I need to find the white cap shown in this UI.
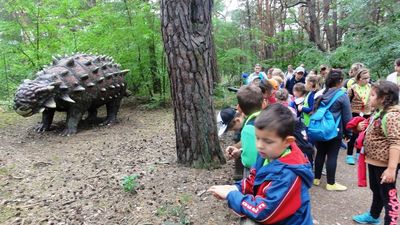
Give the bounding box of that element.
[295,66,305,74]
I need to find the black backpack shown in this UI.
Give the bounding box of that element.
[294,119,314,160]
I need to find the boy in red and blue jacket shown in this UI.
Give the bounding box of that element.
[209,104,313,225]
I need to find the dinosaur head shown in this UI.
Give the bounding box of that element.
[14,79,58,117]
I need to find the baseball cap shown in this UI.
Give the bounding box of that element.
[217,107,237,136]
[295,66,305,74]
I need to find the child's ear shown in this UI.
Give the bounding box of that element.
[237,104,243,113]
[262,99,268,109]
[284,136,296,145]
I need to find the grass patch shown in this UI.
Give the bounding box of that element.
[156,194,192,225]
[0,206,17,224]
[0,111,20,128]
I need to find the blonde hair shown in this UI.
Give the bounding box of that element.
[272,76,283,85]
[355,68,370,81]
[272,68,285,80]
[306,74,319,90]
[350,62,365,77]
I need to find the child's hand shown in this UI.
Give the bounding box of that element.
[225,146,241,160]
[381,168,396,184]
[207,185,238,200]
[298,105,303,112]
[231,148,241,159]
[225,146,237,160]
[357,121,367,131]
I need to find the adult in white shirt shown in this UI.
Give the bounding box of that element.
[247,64,267,84]
[386,58,400,86]
[284,65,294,85]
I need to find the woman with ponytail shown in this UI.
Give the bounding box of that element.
[312,69,353,191]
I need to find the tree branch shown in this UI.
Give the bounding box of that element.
[284,1,307,8]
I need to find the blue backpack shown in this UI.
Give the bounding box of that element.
[307,90,345,142]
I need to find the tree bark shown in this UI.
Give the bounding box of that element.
[306,0,325,51]
[257,0,266,58]
[322,0,335,50]
[160,0,225,168]
[245,0,255,53]
[265,0,274,58]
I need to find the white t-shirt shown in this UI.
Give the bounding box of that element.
[387,72,399,85]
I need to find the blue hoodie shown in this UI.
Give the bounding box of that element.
[226,143,313,225]
[316,87,352,138]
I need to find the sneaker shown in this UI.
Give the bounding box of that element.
[346,155,355,165]
[322,166,327,176]
[326,183,347,191]
[313,179,320,186]
[352,212,381,224]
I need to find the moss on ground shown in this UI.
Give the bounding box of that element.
[0,111,20,128]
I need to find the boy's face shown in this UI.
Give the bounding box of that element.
[229,115,244,132]
[255,128,294,160]
[293,90,303,98]
[295,72,304,80]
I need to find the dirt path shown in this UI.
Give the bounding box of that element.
[0,103,398,225]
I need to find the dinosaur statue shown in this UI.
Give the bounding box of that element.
[14,53,130,136]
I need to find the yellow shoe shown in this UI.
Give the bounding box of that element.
[313,179,320,186]
[326,183,347,191]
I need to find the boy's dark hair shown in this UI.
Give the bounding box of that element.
[275,89,289,101]
[254,104,295,139]
[293,83,307,95]
[371,80,399,113]
[237,85,263,116]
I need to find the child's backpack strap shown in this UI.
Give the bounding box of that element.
[318,90,345,115]
[381,112,389,137]
[245,111,261,126]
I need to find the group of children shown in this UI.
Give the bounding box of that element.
[209,60,400,225]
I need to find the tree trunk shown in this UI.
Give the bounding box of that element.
[245,0,255,53]
[257,0,266,59]
[160,0,225,168]
[322,0,335,51]
[265,0,274,58]
[337,8,345,46]
[148,13,161,94]
[306,0,325,51]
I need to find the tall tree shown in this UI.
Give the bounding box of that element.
[306,0,325,51]
[160,0,225,167]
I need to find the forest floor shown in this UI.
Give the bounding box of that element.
[0,99,399,225]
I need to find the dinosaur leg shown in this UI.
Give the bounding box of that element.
[102,98,122,125]
[85,107,98,123]
[61,108,84,136]
[36,108,55,133]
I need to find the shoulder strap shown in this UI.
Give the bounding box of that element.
[324,90,345,110]
[381,113,388,137]
[245,111,261,125]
